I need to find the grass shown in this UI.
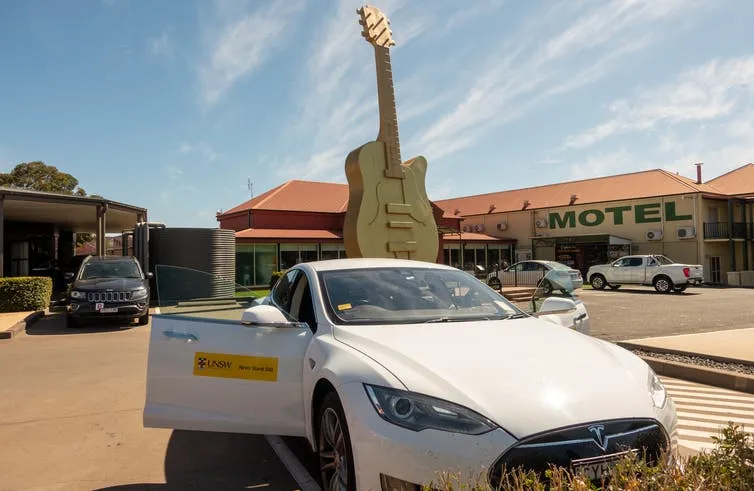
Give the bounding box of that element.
[235,289,269,299]
[423,422,754,490]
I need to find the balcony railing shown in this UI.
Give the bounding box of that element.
[703,222,750,239]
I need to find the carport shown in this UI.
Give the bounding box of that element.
[0,187,147,279]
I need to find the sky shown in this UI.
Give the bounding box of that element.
[1,0,752,228]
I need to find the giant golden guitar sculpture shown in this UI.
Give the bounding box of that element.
[343,4,439,262]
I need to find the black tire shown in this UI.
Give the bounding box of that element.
[590,274,607,290]
[608,285,621,290]
[673,284,688,293]
[487,277,501,290]
[653,275,673,293]
[316,392,356,491]
[137,314,149,326]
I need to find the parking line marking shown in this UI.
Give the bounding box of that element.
[265,435,321,491]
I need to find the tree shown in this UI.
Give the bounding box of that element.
[0,161,88,195]
[0,161,94,246]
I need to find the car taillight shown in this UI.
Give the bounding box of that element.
[683,267,690,277]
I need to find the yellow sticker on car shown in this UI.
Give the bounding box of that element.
[193,352,278,381]
[337,303,352,310]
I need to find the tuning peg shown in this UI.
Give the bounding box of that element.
[358,19,364,25]
[356,7,362,14]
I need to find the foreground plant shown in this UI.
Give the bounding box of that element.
[422,422,753,491]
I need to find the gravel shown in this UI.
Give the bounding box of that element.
[630,349,754,377]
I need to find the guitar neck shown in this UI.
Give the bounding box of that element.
[374,45,403,178]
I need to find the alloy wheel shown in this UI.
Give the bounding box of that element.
[319,407,349,491]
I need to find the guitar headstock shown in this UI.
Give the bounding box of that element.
[357,4,395,48]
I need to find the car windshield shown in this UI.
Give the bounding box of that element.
[546,261,571,270]
[79,260,142,280]
[654,255,675,265]
[320,267,524,325]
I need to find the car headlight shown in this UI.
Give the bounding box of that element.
[648,369,667,409]
[364,384,497,435]
[131,287,148,299]
[70,290,86,300]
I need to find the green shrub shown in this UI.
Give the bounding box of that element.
[0,276,53,312]
[423,422,754,491]
[269,271,284,289]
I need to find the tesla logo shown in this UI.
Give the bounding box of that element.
[588,424,608,451]
[197,357,207,369]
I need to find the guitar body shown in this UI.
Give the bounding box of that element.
[344,140,439,262]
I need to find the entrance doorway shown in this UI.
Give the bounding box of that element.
[10,241,29,276]
[709,256,721,284]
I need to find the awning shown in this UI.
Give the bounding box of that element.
[530,233,632,245]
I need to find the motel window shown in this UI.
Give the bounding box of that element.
[321,244,346,261]
[443,244,460,268]
[487,244,512,271]
[280,243,319,270]
[236,244,278,287]
[462,243,487,272]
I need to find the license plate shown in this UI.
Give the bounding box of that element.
[572,451,634,480]
[100,308,118,313]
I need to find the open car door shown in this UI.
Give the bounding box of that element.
[143,265,313,437]
[527,270,590,335]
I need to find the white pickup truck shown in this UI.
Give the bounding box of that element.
[587,254,704,293]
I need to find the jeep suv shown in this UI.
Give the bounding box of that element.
[65,255,152,327]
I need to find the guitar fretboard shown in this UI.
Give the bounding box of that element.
[375,45,402,178]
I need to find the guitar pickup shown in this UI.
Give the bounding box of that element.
[388,241,418,252]
[388,221,413,229]
[386,203,413,215]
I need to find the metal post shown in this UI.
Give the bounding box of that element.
[95,206,102,256]
[728,199,736,272]
[743,200,749,271]
[0,196,4,277]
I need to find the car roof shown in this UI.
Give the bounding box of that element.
[302,258,457,273]
[83,255,137,262]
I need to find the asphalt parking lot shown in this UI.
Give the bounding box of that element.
[575,285,754,341]
[1,286,751,490]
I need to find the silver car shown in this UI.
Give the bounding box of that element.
[487,260,583,292]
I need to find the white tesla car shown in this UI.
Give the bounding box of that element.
[144,258,677,490]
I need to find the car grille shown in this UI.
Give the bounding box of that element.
[87,291,132,303]
[488,418,668,487]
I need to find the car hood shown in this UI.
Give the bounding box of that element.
[333,318,657,438]
[73,278,145,290]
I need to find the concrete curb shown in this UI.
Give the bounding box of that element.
[640,355,754,395]
[0,311,45,340]
[618,341,754,368]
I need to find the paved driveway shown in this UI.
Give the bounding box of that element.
[0,314,302,491]
[576,286,754,341]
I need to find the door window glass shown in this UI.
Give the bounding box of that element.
[627,257,644,267]
[272,269,299,315]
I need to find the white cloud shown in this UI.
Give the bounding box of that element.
[175,141,219,162]
[565,55,754,149]
[199,0,305,107]
[414,0,708,163]
[149,30,173,58]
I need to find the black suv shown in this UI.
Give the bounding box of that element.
[65,255,152,327]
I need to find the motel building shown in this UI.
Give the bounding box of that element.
[217,163,754,288]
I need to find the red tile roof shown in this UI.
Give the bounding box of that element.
[235,228,343,240]
[704,163,754,196]
[434,169,724,217]
[222,180,348,215]
[441,232,512,242]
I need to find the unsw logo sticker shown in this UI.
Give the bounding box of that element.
[192,352,278,381]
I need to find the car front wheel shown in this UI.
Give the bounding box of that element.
[317,392,356,491]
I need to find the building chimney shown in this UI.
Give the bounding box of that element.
[695,162,703,184]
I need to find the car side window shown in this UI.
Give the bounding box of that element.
[628,257,644,267]
[289,273,317,332]
[271,269,300,315]
[647,257,658,266]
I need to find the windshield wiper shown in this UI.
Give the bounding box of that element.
[502,312,529,319]
[424,316,456,323]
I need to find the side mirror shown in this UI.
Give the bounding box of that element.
[64,272,75,281]
[146,272,154,279]
[241,305,308,328]
[536,297,577,315]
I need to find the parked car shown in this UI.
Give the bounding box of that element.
[487,260,583,292]
[65,255,152,327]
[143,258,676,490]
[587,254,704,293]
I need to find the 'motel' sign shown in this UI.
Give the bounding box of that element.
[549,201,693,229]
